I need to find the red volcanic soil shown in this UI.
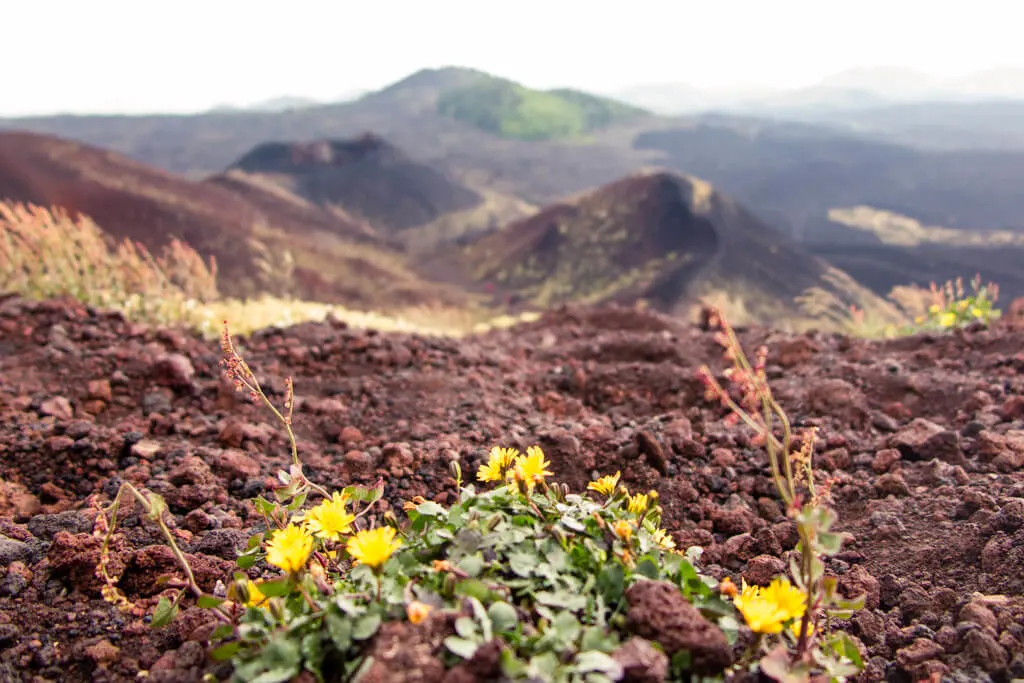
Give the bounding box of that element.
[0,297,1022,681]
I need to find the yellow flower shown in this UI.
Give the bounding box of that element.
[719,576,738,598]
[763,576,807,621]
[265,524,314,574]
[651,528,676,550]
[588,471,621,496]
[627,492,649,515]
[928,304,941,314]
[304,491,355,542]
[512,446,552,491]
[971,307,983,318]
[938,312,957,328]
[788,620,815,641]
[346,526,402,570]
[476,446,519,483]
[732,578,805,634]
[407,600,433,625]
[612,519,633,542]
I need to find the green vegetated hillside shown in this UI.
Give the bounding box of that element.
[436,76,651,141]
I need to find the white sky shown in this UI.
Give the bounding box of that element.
[3,0,1023,116]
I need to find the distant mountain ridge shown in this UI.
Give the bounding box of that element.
[225,133,483,234]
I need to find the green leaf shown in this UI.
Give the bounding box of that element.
[635,557,660,580]
[196,595,225,609]
[236,553,259,570]
[574,651,623,676]
[151,596,178,628]
[247,638,302,683]
[209,641,242,661]
[254,496,277,515]
[458,553,484,578]
[488,601,519,633]
[824,632,864,669]
[454,579,494,602]
[326,612,352,651]
[537,590,587,611]
[352,613,381,641]
[416,501,445,517]
[596,563,625,603]
[508,551,537,577]
[211,624,235,641]
[560,514,586,533]
[454,616,478,640]
[444,635,479,659]
[256,579,293,597]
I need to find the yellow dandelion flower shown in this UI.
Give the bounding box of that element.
[732,578,804,635]
[346,526,402,570]
[928,304,941,314]
[407,600,433,625]
[512,446,552,491]
[588,471,621,496]
[476,446,519,483]
[627,492,649,515]
[612,519,633,542]
[265,523,314,574]
[939,312,957,328]
[762,576,807,622]
[788,620,815,641]
[304,491,355,542]
[651,528,676,550]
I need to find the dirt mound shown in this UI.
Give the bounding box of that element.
[0,296,1022,681]
[448,169,890,323]
[0,130,467,310]
[225,133,483,235]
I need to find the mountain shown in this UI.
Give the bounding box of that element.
[0,130,470,310]
[433,75,651,141]
[223,133,484,235]
[632,118,1024,237]
[443,169,891,323]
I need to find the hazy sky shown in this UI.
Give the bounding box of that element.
[4,0,1023,116]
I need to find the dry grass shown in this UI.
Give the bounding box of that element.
[0,199,536,340]
[0,201,219,325]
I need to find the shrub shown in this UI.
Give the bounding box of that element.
[911,275,1000,331]
[0,200,218,325]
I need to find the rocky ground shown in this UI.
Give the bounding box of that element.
[0,295,1022,683]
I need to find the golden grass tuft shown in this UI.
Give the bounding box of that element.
[0,200,218,325]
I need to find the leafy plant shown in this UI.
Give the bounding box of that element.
[911,275,1000,331]
[698,308,865,682]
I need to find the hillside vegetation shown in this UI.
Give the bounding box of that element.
[436,76,650,141]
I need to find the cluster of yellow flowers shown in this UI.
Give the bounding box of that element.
[731,577,807,634]
[243,491,403,607]
[476,445,553,492]
[587,470,675,551]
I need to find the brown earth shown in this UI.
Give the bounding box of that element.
[0,296,1022,682]
[0,131,470,311]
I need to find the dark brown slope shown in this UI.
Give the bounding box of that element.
[447,169,890,324]
[0,130,468,310]
[224,133,483,235]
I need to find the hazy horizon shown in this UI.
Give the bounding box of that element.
[4,0,1024,117]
